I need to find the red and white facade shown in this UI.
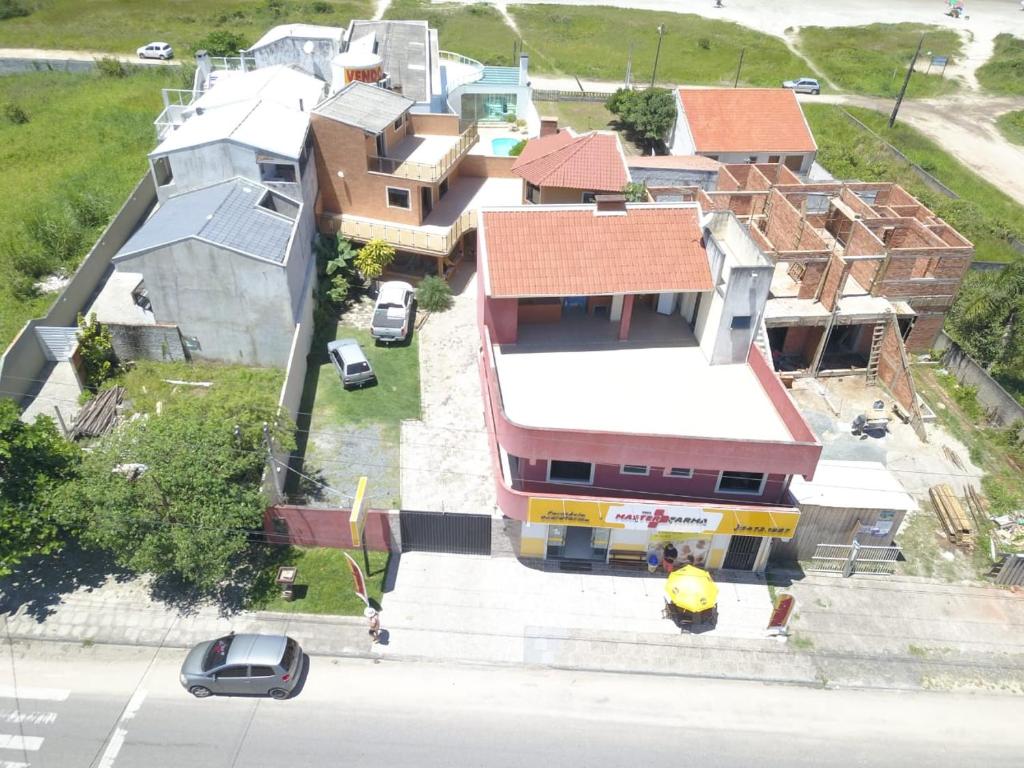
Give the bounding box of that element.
[477,196,821,571]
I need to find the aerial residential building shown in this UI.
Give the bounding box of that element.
[669,88,818,175]
[512,119,628,204]
[477,196,821,571]
[626,154,721,192]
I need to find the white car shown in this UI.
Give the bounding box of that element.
[137,42,174,60]
[782,77,820,95]
[370,281,415,344]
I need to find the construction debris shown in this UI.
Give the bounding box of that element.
[71,386,124,439]
[929,483,973,546]
[942,445,966,472]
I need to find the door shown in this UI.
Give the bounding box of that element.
[375,132,386,158]
[656,292,678,316]
[722,535,761,570]
[563,526,594,560]
[212,665,252,695]
[421,186,433,217]
[784,155,803,172]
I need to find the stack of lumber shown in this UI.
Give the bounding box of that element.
[71,386,124,439]
[929,483,973,545]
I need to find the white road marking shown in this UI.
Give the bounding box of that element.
[0,687,69,702]
[0,734,43,751]
[96,727,127,768]
[0,709,57,726]
[0,761,30,768]
[121,690,146,721]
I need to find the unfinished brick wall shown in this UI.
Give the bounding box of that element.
[905,313,946,352]
[876,318,927,440]
[797,261,826,298]
[817,252,848,311]
[764,190,805,251]
[847,258,882,291]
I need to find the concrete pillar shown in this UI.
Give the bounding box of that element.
[618,294,635,341]
[609,294,624,322]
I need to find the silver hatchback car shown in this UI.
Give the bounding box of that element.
[179,633,302,700]
[327,338,377,389]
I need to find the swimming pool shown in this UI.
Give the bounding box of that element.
[491,137,520,156]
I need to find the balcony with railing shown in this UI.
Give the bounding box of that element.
[438,50,485,90]
[367,122,479,183]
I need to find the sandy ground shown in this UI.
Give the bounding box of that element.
[399,266,498,514]
[0,47,178,64]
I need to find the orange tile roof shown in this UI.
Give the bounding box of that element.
[512,131,628,191]
[678,88,817,153]
[626,154,722,171]
[481,205,712,298]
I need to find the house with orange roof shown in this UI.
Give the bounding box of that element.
[669,88,817,176]
[512,118,629,204]
[476,194,821,570]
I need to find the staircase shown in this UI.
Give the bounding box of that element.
[865,322,886,384]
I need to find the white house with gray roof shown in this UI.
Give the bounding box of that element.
[112,178,315,367]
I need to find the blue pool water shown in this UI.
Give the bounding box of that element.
[491,137,520,156]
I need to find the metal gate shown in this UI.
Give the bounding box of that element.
[722,535,761,570]
[807,542,902,576]
[399,510,491,555]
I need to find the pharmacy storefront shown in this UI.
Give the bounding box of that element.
[519,497,800,572]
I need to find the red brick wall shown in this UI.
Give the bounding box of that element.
[409,112,461,136]
[797,262,826,298]
[905,313,945,352]
[460,154,518,178]
[764,189,804,251]
[876,320,915,412]
[818,252,848,312]
[264,506,392,551]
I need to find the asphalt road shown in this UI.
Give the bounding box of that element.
[1,640,1022,768]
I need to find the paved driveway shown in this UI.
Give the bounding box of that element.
[400,267,497,513]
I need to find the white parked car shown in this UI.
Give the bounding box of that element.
[137,42,174,60]
[782,77,820,95]
[370,281,415,344]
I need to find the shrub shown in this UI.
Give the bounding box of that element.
[265,0,286,17]
[503,112,517,123]
[355,239,396,280]
[3,102,29,125]
[68,190,114,229]
[26,207,86,266]
[191,31,251,57]
[416,275,453,312]
[698,38,711,50]
[76,313,118,390]
[96,57,128,78]
[623,181,648,202]
[508,139,527,157]
[310,0,332,12]
[0,0,30,21]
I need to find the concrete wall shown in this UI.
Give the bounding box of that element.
[252,37,340,87]
[156,143,304,204]
[934,332,1024,429]
[1,174,156,405]
[107,323,188,362]
[710,264,771,365]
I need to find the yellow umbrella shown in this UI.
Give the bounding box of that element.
[664,565,718,612]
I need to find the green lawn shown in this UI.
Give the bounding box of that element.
[798,23,962,98]
[0,68,184,349]
[804,104,1024,263]
[976,34,1024,96]
[533,100,643,154]
[103,359,284,415]
[252,546,389,615]
[386,0,518,66]
[997,110,1024,146]
[0,0,372,53]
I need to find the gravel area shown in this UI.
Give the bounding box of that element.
[400,267,497,514]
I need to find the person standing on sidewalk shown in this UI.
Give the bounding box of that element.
[365,607,382,643]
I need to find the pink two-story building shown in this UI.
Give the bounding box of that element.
[477,195,822,571]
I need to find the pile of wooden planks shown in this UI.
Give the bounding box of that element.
[929,483,973,545]
[71,386,124,439]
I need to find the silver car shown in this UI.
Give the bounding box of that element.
[327,338,377,389]
[179,634,302,700]
[782,77,820,95]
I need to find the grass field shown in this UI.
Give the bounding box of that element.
[996,110,1024,146]
[0,68,183,349]
[976,34,1024,96]
[0,0,372,53]
[385,0,518,66]
[532,101,644,154]
[253,546,389,615]
[804,104,1024,263]
[798,24,962,98]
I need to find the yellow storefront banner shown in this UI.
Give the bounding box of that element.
[527,497,799,538]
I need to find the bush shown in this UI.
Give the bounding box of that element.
[416,275,453,312]
[0,0,30,21]
[76,313,118,390]
[698,38,711,50]
[310,0,333,12]
[508,139,527,157]
[95,57,128,78]
[25,207,86,266]
[191,30,251,57]
[503,112,517,123]
[67,189,114,229]
[3,102,29,125]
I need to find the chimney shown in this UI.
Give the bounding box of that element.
[539,116,558,138]
[518,53,529,86]
[594,194,627,215]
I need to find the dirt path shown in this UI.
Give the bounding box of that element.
[0,47,178,65]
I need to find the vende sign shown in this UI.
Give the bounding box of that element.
[610,503,723,533]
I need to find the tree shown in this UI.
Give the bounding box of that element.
[946,261,1024,382]
[623,181,648,202]
[605,87,676,150]
[0,400,80,576]
[355,238,396,281]
[190,31,250,57]
[77,312,117,390]
[52,398,293,593]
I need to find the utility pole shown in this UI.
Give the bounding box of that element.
[889,34,925,128]
[650,24,666,88]
[733,47,746,88]
[625,42,633,88]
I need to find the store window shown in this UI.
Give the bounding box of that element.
[716,471,766,495]
[664,467,693,478]
[620,465,649,476]
[548,460,594,485]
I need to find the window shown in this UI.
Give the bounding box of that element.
[249,666,276,678]
[215,666,249,678]
[731,315,752,330]
[747,156,759,164]
[259,163,296,183]
[153,156,173,186]
[439,177,449,198]
[548,460,594,485]
[581,192,598,204]
[664,467,693,478]
[716,471,766,495]
[203,635,234,671]
[387,187,411,209]
[393,114,404,131]
[376,133,387,157]
[620,465,649,476]
[281,638,298,671]
[526,182,541,204]
[768,155,780,164]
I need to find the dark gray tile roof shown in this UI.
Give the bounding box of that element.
[116,179,296,264]
[314,81,413,133]
[347,20,429,103]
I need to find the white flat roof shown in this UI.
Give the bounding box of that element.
[789,460,917,511]
[86,271,155,326]
[493,343,794,442]
[250,24,344,49]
